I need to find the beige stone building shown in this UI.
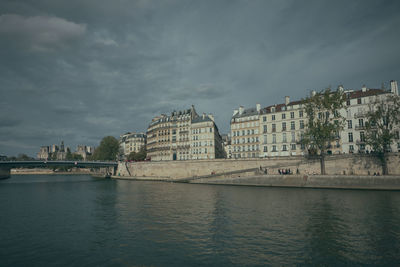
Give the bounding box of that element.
[340,81,399,154]
[119,132,147,160]
[233,80,399,158]
[191,114,224,160]
[230,105,261,158]
[146,106,224,161]
[259,97,307,157]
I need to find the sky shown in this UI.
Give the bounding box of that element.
[0,0,399,157]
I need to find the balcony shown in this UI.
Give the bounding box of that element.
[356,139,366,145]
[355,125,365,130]
[354,112,366,118]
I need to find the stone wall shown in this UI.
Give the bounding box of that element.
[0,167,11,179]
[117,153,400,180]
[190,175,400,190]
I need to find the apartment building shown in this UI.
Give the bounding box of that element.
[119,132,147,159]
[146,106,224,161]
[233,80,399,158]
[259,96,308,157]
[221,134,232,159]
[341,81,399,154]
[191,114,224,160]
[230,105,261,158]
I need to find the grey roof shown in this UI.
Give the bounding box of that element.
[191,115,213,124]
[232,107,259,119]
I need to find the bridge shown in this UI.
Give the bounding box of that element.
[0,160,118,179]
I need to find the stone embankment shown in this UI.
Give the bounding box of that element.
[115,153,400,190]
[11,168,99,175]
[189,174,400,190]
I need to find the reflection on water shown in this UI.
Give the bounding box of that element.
[1,175,400,266]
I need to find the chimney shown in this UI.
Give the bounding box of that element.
[285,96,290,105]
[239,106,244,115]
[202,113,206,119]
[390,80,399,95]
[361,85,367,92]
[311,90,316,96]
[256,103,261,112]
[338,85,344,92]
[233,109,238,116]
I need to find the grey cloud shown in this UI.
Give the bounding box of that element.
[0,0,399,157]
[0,14,86,51]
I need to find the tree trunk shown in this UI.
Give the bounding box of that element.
[320,154,326,175]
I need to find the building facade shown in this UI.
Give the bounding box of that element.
[258,96,308,157]
[340,81,400,154]
[191,114,224,160]
[230,104,261,158]
[76,145,95,160]
[119,132,147,160]
[231,80,400,158]
[146,106,224,161]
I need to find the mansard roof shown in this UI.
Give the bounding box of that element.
[191,115,213,124]
[232,107,259,119]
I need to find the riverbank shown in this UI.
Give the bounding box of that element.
[11,168,95,175]
[113,174,400,190]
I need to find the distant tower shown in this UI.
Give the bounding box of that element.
[60,141,65,152]
[390,80,398,95]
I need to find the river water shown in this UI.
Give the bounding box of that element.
[1,175,399,266]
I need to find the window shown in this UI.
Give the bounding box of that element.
[291,132,296,142]
[348,132,353,143]
[282,113,286,119]
[247,130,250,135]
[359,119,364,127]
[242,130,245,136]
[299,111,303,117]
[272,145,277,152]
[263,125,267,133]
[357,98,361,104]
[210,128,212,132]
[291,121,295,130]
[290,112,294,119]
[263,135,267,144]
[251,129,255,135]
[360,132,365,142]
[282,122,286,131]
[349,145,354,152]
[282,145,287,151]
[263,116,267,122]
[263,146,268,152]
[272,134,276,144]
[291,144,296,150]
[300,120,304,129]
[283,133,287,143]
[347,100,351,106]
[347,120,352,129]
[272,124,276,132]
[272,115,276,121]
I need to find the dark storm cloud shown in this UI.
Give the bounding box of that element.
[0,0,399,156]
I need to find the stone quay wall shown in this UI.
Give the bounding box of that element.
[117,153,400,180]
[190,175,400,190]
